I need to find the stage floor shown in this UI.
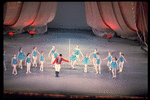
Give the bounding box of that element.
[3,30,148,97]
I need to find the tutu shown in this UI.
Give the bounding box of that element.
[70,54,78,61]
[110,61,118,69]
[82,56,90,65]
[18,51,25,60]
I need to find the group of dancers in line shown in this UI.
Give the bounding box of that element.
[3,44,127,78]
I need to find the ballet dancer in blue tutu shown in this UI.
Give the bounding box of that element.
[74,45,83,65]
[48,45,55,64]
[110,57,118,78]
[39,51,45,72]
[118,52,127,73]
[69,51,78,69]
[31,46,40,67]
[94,53,102,74]
[25,53,32,74]
[54,49,59,59]
[11,53,18,75]
[103,52,114,71]
[52,49,59,68]
[89,49,97,68]
[81,52,91,73]
[17,47,26,69]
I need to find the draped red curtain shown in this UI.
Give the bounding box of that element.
[3,1,148,43]
[85,1,148,41]
[3,2,57,34]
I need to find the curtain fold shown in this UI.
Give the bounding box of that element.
[3,2,57,34]
[31,2,57,27]
[84,1,148,40]
[12,2,41,28]
[85,2,115,37]
[3,1,147,42]
[112,2,136,37]
[3,2,23,26]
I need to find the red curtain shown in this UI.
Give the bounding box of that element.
[3,1,148,42]
[3,2,57,34]
[85,1,148,40]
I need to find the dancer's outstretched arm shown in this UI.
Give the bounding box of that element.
[24,51,26,56]
[89,57,92,63]
[89,53,92,62]
[62,58,69,62]
[79,50,84,57]
[48,49,52,57]
[37,50,40,55]
[80,57,84,62]
[89,52,93,57]
[122,56,127,63]
[117,57,119,62]
[69,54,72,57]
[103,57,108,61]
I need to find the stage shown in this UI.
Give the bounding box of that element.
[3,29,148,98]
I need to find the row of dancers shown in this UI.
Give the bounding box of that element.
[3,45,127,78]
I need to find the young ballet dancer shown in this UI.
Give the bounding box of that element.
[39,51,44,72]
[54,49,59,59]
[81,52,91,73]
[3,50,7,71]
[17,47,26,69]
[52,49,59,68]
[74,45,83,65]
[31,46,40,67]
[11,53,18,75]
[89,49,97,67]
[51,54,69,77]
[25,53,32,74]
[69,51,78,69]
[110,57,118,78]
[118,52,127,73]
[48,45,55,64]
[94,53,102,74]
[103,52,114,71]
